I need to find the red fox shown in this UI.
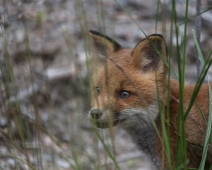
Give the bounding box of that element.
[88,30,212,169]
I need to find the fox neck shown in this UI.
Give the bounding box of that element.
[123,116,162,170]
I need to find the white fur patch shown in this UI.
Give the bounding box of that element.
[118,104,159,128]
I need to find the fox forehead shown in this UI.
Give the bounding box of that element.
[92,49,134,83]
[93,49,157,84]
[105,49,135,73]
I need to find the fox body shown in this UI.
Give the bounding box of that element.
[88,30,212,169]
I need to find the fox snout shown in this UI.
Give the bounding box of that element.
[89,108,119,128]
[90,109,103,119]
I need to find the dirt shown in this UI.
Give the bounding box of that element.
[0,0,212,169]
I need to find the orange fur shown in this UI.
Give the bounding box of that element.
[88,30,212,169]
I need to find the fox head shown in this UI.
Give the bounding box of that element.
[88,30,168,129]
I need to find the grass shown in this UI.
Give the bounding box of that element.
[193,30,212,169]
[0,0,212,170]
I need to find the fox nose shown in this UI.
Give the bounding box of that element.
[90,109,103,119]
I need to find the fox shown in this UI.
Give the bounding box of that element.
[88,30,212,170]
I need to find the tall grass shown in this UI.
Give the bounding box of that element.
[0,0,212,170]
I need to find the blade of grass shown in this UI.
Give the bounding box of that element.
[174,0,189,167]
[155,0,160,34]
[184,51,212,120]
[179,6,212,26]
[179,1,190,165]
[156,75,172,169]
[192,30,212,170]
[192,30,204,65]
[92,125,120,170]
[199,78,212,169]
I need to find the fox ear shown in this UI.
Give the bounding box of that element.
[89,30,122,57]
[132,34,167,73]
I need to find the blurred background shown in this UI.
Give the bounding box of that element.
[0,0,212,169]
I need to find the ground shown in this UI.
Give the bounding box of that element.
[0,0,212,169]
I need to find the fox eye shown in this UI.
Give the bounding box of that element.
[95,87,100,95]
[119,91,131,99]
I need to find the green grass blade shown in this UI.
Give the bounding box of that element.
[175,0,189,167]
[184,51,212,120]
[179,6,212,26]
[193,30,212,169]
[92,126,120,170]
[192,30,204,65]
[156,76,172,168]
[199,80,212,169]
